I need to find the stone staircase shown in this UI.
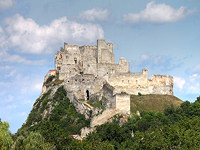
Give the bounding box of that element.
[82,101,94,111]
[90,109,119,127]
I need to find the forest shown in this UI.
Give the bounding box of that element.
[1,88,200,149]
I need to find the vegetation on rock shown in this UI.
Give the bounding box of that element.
[15,86,90,149]
[3,87,200,149]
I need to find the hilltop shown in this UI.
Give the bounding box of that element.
[131,94,183,113]
[12,40,183,149]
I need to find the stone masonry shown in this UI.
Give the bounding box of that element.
[43,39,173,128]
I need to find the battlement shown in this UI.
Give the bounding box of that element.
[43,39,174,124]
[51,39,173,96]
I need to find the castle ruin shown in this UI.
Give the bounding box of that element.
[43,39,173,122]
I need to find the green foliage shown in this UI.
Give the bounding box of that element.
[0,121,13,150]
[44,75,63,87]
[18,86,90,149]
[13,132,55,150]
[87,99,105,110]
[83,96,200,149]
[45,75,55,84]
[16,92,200,149]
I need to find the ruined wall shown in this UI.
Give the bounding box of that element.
[63,74,105,100]
[102,83,116,109]
[116,57,130,73]
[148,75,173,95]
[53,39,173,96]
[108,69,148,90]
[97,39,115,64]
[115,94,130,114]
[108,69,173,95]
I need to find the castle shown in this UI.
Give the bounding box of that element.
[43,39,173,119]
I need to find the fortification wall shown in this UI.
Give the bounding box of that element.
[54,40,173,97]
[97,39,115,64]
[115,94,130,114]
[63,74,105,100]
[148,75,173,95]
[108,71,148,89]
[116,57,130,73]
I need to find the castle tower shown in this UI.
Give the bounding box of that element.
[97,39,115,64]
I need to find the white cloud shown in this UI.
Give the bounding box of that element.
[33,82,43,92]
[4,14,104,54]
[0,50,46,64]
[189,74,199,82]
[20,76,43,94]
[0,27,8,49]
[0,0,14,10]
[190,64,200,73]
[77,8,110,22]
[6,69,16,77]
[141,54,149,61]
[174,77,186,89]
[0,81,8,86]
[186,74,200,94]
[136,54,181,71]
[0,65,11,70]
[0,50,30,63]
[123,1,191,24]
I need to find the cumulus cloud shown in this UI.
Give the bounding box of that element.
[0,65,11,70]
[186,74,200,94]
[0,50,46,65]
[174,77,186,89]
[136,54,181,72]
[0,0,14,10]
[0,27,8,49]
[77,8,110,22]
[175,74,200,95]
[4,14,104,54]
[20,76,43,94]
[6,70,16,77]
[123,1,191,24]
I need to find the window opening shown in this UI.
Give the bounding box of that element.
[86,90,89,100]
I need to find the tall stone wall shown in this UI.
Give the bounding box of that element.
[115,94,130,114]
[53,39,173,96]
[97,39,114,64]
[63,74,105,100]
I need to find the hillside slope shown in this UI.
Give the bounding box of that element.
[16,86,90,149]
[130,94,183,113]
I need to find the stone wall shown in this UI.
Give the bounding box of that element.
[115,94,130,114]
[49,39,173,108]
[63,74,105,100]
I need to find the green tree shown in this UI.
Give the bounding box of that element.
[0,120,13,150]
[13,132,55,150]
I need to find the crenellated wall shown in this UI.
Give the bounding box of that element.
[52,40,173,96]
[43,39,174,129]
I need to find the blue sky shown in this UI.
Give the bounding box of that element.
[0,0,200,133]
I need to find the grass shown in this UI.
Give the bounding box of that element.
[130,94,183,113]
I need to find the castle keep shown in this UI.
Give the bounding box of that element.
[43,39,173,122]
